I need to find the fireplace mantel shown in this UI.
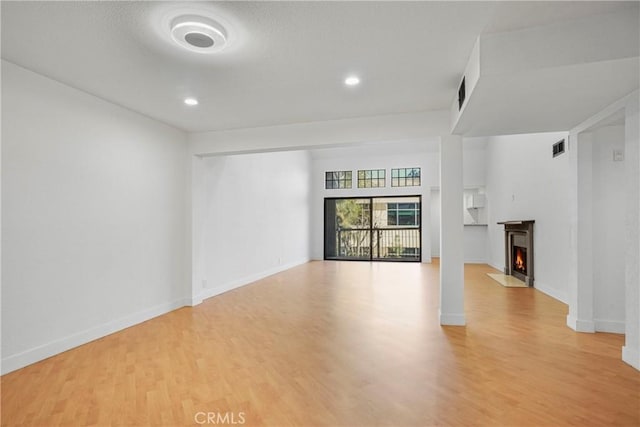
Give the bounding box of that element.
[498,220,535,286]
[497,220,535,226]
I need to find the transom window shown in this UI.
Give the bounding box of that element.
[357,169,386,188]
[387,202,420,226]
[325,171,352,189]
[391,167,421,187]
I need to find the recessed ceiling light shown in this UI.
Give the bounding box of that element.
[171,15,228,53]
[344,76,360,86]
[184,97,199,106]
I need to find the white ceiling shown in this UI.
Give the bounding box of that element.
[454,5,639,136]
[2,1,637,133]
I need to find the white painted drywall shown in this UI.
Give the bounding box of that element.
[566,91,639,370]
[591,125,626,333]
[310,139,488,263]
[462,137,488,187]
[462,139,489,252]
[481,10,639,76]
[200,151,311,300]
[309,140,439,262]
[430,189,441,258]
[573,130,596,331]
[439,135,465,325]
[430,189,488,263]
[189,111,449,156]
[485,131,570,303]
[450,37,481,130]
[430,138,488,262]
[1,61,188,374]
[463,226,488,264]
[623,94,640,370]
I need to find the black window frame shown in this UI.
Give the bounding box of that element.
[325,170,353,189]
[391,167,421,187]
[387,202,421,226]
[357,169,386,188]
[323,195,422,263]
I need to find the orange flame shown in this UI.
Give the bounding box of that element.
[514,248,525,272]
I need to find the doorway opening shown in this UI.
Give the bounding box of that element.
[575,108,627,335]
[324,196,421,262]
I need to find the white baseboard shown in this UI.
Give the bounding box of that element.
[566,314,596,333]
[464,259,487,264]
[1,260,311,375]
[594,319,625,334]
[439,311,466,326]
[187,295,203,306]
[1,298,186,375]
[488,262,503,272]
[533,281,568,304]
[198,258,310,302]
[622,346,640,371]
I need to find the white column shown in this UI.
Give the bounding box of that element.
[189,155,206,306]
[566,129,579,330]
[439,135,465,326]
[567,131,596,332]
[623,96,640,370]
[422,189,432,263]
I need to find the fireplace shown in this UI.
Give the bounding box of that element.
[498,220,534,286]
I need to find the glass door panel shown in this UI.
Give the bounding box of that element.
[325,196,421,262]
[324,198,371,260]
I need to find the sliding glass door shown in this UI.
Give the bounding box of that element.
[324,196,421,262]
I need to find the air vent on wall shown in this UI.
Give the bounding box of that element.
[553,139,566,158]
[458,77,466,111]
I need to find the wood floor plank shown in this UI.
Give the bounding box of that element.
[2,261,638,426]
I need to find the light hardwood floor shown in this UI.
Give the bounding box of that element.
[2,261,639,426]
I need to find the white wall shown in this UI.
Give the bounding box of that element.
[429,138,488,262]
[463,138,488,187]
[199,151,311,299]
[310,140,439,262]
[463,226,488,264]
[485,131,570,302]
[462,138,488,263]
[623,95,639,369]
[430,189,441,257]
[310,139,489,263]
[429,189,488,263]
[566,91,639,370]
[591,125,626,332]
[1,61,188,374]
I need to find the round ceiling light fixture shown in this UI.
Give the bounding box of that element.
[184,97,199,106]
[344,75,361,86]
[170,14,228,53]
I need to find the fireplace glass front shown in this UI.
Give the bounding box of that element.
[513,246,527,275]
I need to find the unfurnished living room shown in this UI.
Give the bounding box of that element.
[1,1,639,426]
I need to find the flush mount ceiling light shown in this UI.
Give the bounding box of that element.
[344,75,361,86]
[155,7,240,55]
[184,97,199,106]
[171,14,228,53]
